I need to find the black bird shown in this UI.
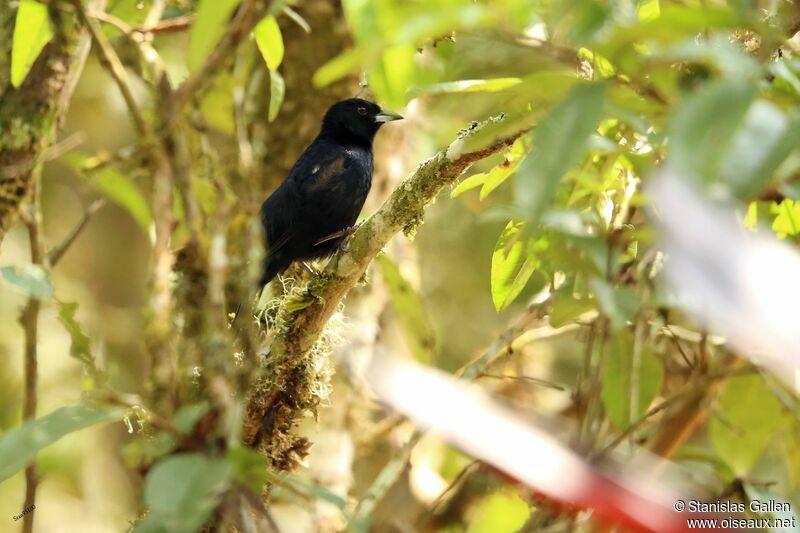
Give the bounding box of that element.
[259,98,403,287]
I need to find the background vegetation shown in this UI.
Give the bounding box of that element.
[2,0,800,531]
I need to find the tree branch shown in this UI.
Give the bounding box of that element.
[243,117,527,462]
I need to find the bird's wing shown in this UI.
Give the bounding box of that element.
[289,143,351,195]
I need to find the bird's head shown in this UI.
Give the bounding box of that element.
[320,98,403,144]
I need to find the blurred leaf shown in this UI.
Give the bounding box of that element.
[411,78,523,96]
[589,278,639,330]
[709,374,785,476]
[63,153,153,234]
[228,447,269,494]
[269,69,285,122]
[136,454,232,533]
[270,471,349,511]
[11,0,54,88]
[56,300,98,375]
[0,264,52,299]
[550,294,596,328]
[377,255,437,363]
[602,332,663,429]
[467,489,530,533]
[254,15,284,71]
[720,102,800,199]
[743,484,798,530]
[369,45,416,109]
[314,47,365,88]
[667,79,756,185]
[771,199,800,238]
[743,201,758,230]
[174,402,212,435]
[515,82,606,222]
[188,0,241,71]
[637,0,660,21]
[491,221,547,312]
[0,405,122,482]
[200,73,235,134]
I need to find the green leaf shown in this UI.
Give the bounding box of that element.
[268,69,285,122]
[377,255,437,364]
[515,82,606,223]
[200,73,235,135]
[135,454,232,533]
[771,199,800,238]
[63,154,153,234]
[452,134,532,199]
[228,447,269,494]
[491,221,547,312]
[254,15,284,71]
[11,0,54,88]
[589,277,639,330]
[719,101,800,199]
[709,374,785,476]
[173,402,212,435]
[188,0,241,71]
[549,295,596,328]
[0,264,52,299]
[0,405,122,482]
[56,301,97,375]
[667,79,756,185]
[467,489,530,533]
[601,332,663,430]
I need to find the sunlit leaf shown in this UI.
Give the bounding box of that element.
[771,199,800,238]
[709,374,785,476]
[269,69,285,122]
[601,332,663,430]
[254,15,284,71]
[451,134,532,199]
[11,0,54,88]
[515,82,606,223]
[467,489,530,533]
[136,454,232,533]
[0,264,52,299]
[491,221,547,312]
[0,405,122,482]
[188,0,241,71]
[377,255,437,363]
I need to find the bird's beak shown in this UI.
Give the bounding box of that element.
[374,110,404,123]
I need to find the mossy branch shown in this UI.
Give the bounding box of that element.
[243,116,527,465]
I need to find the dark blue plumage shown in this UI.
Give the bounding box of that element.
[259,98,402,286]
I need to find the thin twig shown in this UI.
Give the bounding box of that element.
[48,199,104,267]
[71,0,150,138]
[19,178,46,533]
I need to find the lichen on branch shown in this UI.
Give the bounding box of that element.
[243,115,527,468]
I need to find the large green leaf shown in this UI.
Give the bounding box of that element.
[709,374,785,476]
[135,454,232,533]
[514,82,606,223]
[254,15,284,71]
[667,79,756,185]
[0,405,122,482]
[771,199,800,238]
[188,0,242,71]
[589,277,639,330]
[11,0,54,88]
[491,221,547,312]
[601,332,663,430]
[377,255,437,363]
[0,264,52,299]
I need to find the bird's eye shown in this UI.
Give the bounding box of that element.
[357,106,368,115]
